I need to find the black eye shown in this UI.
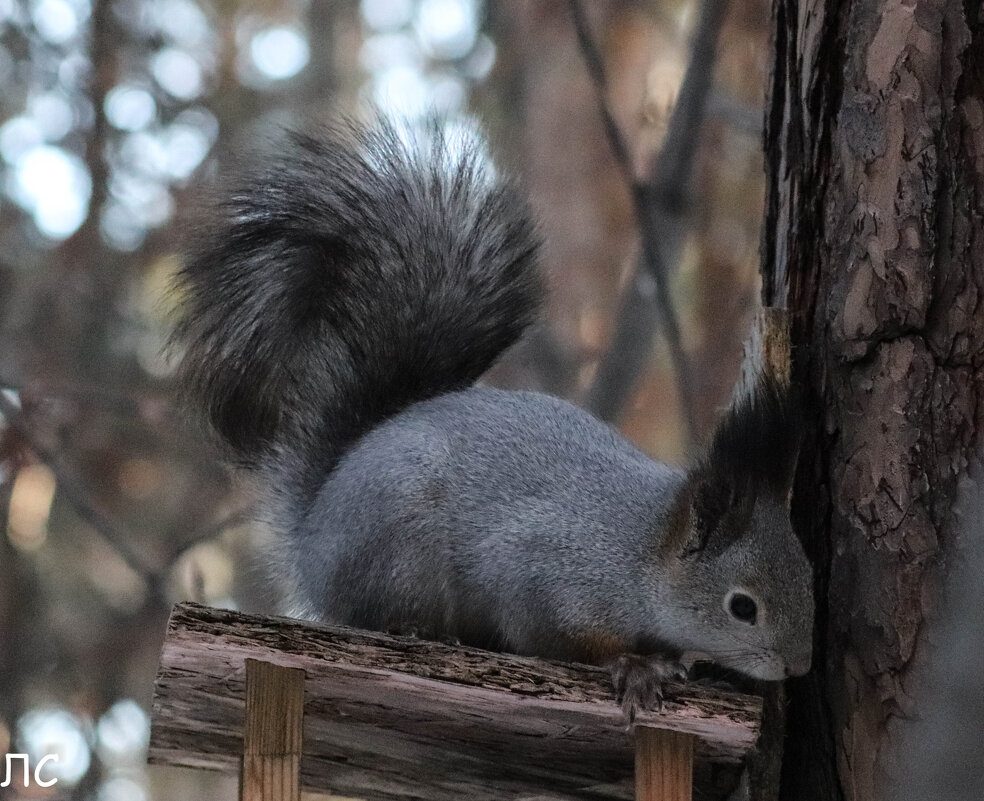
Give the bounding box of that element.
[728,592,758,624]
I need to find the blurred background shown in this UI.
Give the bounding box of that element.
[0,0,771,797]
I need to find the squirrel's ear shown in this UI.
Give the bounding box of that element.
[678,469,742,556]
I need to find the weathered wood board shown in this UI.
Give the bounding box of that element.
[149,603,762,800]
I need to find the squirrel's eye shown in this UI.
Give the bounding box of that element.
[728,592,758,624]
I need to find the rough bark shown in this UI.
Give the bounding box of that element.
[149,604,763,801]
[761,0,984,799]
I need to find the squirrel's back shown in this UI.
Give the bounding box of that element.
[172,119,542,506]
[292,385,685,653]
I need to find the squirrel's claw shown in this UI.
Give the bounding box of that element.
[609,653,688,725]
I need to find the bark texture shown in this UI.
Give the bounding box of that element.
[761,0,984,799]
[149,604,763,801]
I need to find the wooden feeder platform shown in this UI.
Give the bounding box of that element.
[148,603,763,801]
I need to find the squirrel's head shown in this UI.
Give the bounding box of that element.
[656,378,814,680]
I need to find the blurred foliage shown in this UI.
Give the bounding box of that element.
[0,0,770,797]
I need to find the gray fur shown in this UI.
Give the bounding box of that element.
[175,119,814,681]
[286,387,813,678]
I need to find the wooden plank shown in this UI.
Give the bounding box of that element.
[240,660,305,801]
[634,727,693,801]
[150,603,762,801]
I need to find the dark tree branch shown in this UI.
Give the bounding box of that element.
[566,0,636,186]
[168,507,253,566]
[0,391,158,586]
[572,0,729,444]
[0,374,245,600]
[647,0,728,205]
[708,87,762,137]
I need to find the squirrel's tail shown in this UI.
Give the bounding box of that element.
[172,119,542,504]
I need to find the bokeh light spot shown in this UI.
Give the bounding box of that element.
[249,26,309,80]
[17,707,92,787]
[32,0,79,44]
[28,91,75,140]
[415,0,478,60]
[12,145,91,238]
[371,65,430,118]
[105,85,156,131]
[6,463,56,552]
[0,0,18,25]
[151,48,203,100]
[360,31,423,73]
[0,117,43,163]
[155,0,209,48]
[101,201,145,251]
[98,776,148,801]
[96,699,149,767]
[162,121,211,179]
[360,0,413,31]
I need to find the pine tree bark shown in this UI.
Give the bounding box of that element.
[760,0,984,799]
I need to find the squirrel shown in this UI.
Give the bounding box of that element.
[172,119,814,715]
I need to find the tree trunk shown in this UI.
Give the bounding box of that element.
[760,0,984,799]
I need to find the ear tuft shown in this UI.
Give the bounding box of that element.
[675,375,799,556]
[702,374,800,499]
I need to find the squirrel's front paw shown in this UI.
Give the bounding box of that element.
[609,653,688,724]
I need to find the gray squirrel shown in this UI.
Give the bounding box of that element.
[173,119,814,714]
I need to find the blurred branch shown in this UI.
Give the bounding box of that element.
[567,1,636,186]
[571,0,729,444]
[77,0,114,259]
[1,375,246,579]
[708,87,762,136]
[0,391,158,585]
[168,507,253,566]
[0,375,234,495]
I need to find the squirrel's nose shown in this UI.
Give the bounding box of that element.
[785,651,812,677]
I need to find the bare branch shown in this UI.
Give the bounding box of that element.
[168,507,253,566]
[648,0,728,207]
[566,0,636,186]
[0,391,158,585]
[574,0,730,445]
[0,374,246,601]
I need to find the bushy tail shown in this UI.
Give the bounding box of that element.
[172,120,542,504]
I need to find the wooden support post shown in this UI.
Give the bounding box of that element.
[634,726,694,801]
[240,659,306,801]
